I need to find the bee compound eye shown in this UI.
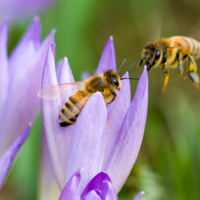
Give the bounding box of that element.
[162,53,167,64]
[155,49,161,59]
[100,89,104,93]
[113,78,119,87]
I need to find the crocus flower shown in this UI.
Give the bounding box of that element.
[0,125,31,189]
[59,169,145,200]
[0,17,54,158]
[41,37,148,194]
[0,0,56,22]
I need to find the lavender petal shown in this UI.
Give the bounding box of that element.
[101,180,118,200]
[57,57,75,105]
[59,169,82,200]
[0,125,31,189]
[42,44,72,189]
[38,132,60,200]
[0,0,55,20]
[9,16,41,75]
[133,192,145,200]
[81,172,111,199]
[84,191,101,200]
[96,36,117,74]
[0,20,8,132]
[105,68,149,192]
[103,72,131,169]
[0,29,54,154]
[66,92,107,193]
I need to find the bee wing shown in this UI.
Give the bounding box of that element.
[37,81,86,100]
[59,94,93,123]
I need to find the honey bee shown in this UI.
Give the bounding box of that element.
[136,36,200,94]
[38,68,138,127]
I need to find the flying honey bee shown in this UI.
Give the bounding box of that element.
[38,65,138,127]
[135,36,200,94]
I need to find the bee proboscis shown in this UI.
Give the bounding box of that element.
[38,68,138,127]
[137,36,200,94]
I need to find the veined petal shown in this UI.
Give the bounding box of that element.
[9,16,41,75]
[105,68,148,192]
[57,57,75,105]
[0,29,54,154]
[133,192,145,200]
[84,191,101,200]
[103,72,131,169]
[81,172,111,198]
[95,36,117,118]
[96,36,117,74]
[66,93,107,192]
[0,125,31,189]
[42,44,72,189]
[59,169,82,200]
[0,20,8,134]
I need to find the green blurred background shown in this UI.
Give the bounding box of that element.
[1,0,200,199]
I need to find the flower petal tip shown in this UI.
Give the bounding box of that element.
[51,28,57,35]
[64,57,68,62]
[133,191,145,200]
[110,36,113,41]
[49,43,56,59]
[141,191,145,195]
[33,15,40,23]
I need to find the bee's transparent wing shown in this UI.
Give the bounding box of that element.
[59,94,92,123]
[37,81,86,100]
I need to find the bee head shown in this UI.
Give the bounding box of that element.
[105,69,121,91]
[142,43,161,71]
[142,43,155,60]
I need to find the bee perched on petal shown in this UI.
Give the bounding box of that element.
[38,60,138,127]
[136,36,200,94]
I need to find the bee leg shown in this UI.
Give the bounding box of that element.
[177,52,187,80]
[161,65,169,95]
[134,58,144,69]
[186,54,200,90]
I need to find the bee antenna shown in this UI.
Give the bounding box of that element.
[126,57,146,72]
[117,59,126,73]
[120,77,139,80]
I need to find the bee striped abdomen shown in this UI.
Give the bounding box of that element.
[171,36,200,58]
[59,90,88,127]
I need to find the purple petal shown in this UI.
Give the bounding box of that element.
[103,72,131,169]
[59,169,82,200]
[84,191,101,200]
[95,36,117,118]
[42,44,72,189]
[9,16,41,75]
[96,37,117,74]
[0,125,31,189]
[57,57,75,105]
[0,29,54,154]
[105,68,148,192]
[0,0,55,20]
[38,132,60,200]
[0,20,8,126]
[133,192,145,200]
[66,93,107,193]
[101,180,118,200]
[81,172,111,198]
